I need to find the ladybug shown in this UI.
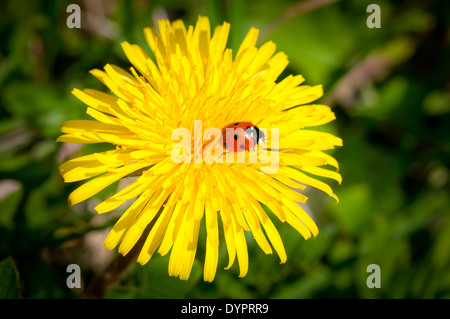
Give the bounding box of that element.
[222,122,265,152]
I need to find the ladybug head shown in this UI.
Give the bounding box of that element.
[252,126,265,145]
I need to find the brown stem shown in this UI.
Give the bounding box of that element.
[83,210,160,299]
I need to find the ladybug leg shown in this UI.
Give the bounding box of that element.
[218,149,230,161]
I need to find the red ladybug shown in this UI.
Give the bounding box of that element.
[222,122,265,152]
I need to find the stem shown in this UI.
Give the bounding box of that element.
[258,0,341,43]
[83,210,161,299]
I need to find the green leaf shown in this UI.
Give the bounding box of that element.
[0,181,23,230]
[271,269,330,298]
[2,83,87,138]
[328,183,372,235]
[215,271,255,299]
[0,257,21,299]
[105,253,202,299]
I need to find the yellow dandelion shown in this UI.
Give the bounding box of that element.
[58,15,342,282]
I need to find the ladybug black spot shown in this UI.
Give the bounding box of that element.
[234,134,239,140]
[240,144,245,150]
[234,122,239,126]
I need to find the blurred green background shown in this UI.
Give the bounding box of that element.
[0,0,449,299]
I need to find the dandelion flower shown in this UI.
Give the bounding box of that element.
[58,16,342,282]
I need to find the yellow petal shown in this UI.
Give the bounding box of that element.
[280,166,339,203]
[236,27,259,59]
[250,200,287,263]
[137,202,176,265]
[231,214,248,278]
[301,165,342,184]
[68,160,150,205]
[223,221,236,270]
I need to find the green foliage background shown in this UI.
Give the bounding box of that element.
[0,0,449,299]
